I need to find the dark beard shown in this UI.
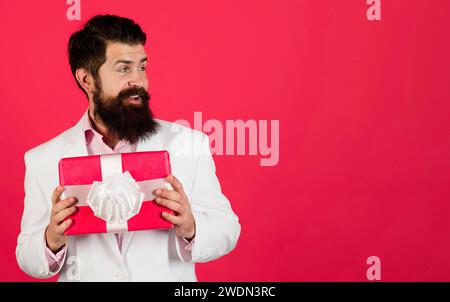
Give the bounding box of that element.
[92,83,159,145]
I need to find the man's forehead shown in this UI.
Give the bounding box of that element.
[105,42,147,63]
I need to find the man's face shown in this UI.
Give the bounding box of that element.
[92,42,159,144]
[98,42,149,101]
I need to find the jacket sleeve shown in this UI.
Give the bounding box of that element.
[16,151,67,278]
[175,133,241,263]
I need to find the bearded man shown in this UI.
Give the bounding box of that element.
[16,14,240,282]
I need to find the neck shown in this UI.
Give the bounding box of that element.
[88,106,120,150]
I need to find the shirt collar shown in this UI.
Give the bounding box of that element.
[81,108,130,150]
[81,109,96,145]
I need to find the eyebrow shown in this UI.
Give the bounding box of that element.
[113,57,148,66]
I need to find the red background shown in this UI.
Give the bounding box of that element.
[1,0,450,281]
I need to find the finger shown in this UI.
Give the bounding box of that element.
[153,188,181,203]
[53,197,78,214]
[52,186,65,206]
[165,174,184,193]
[55,219,72,235]
[155,197,184,214]
[161,212,182,225]
[54,206,77,224]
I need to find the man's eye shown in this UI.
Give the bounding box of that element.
[118,67,129,73]
[139,66,147,71]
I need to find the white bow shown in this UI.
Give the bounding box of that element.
[86,171,145,224]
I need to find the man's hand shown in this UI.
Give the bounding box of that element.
[154,175,196,241]
[45,186,77,253]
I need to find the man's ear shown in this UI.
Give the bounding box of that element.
[75,68,95,95]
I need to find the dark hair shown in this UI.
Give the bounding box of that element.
[68,14,147,96]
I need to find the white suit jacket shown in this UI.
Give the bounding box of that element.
[16,112,241,281]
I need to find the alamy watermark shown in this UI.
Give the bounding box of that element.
[366,256,381,281]
[173,112,279,167]
[66,1,382,25]
[66,255,81,281]
[367,0,381,21]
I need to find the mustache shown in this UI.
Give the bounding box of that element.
[116,87,150,102]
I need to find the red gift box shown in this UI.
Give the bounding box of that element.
[58,151,174,235]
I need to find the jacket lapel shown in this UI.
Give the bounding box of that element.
[60,112,88,158]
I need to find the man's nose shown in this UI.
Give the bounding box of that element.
[128,79,144,88]
[128,71,145,88]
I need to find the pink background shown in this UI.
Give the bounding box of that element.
[1,0,450,281]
